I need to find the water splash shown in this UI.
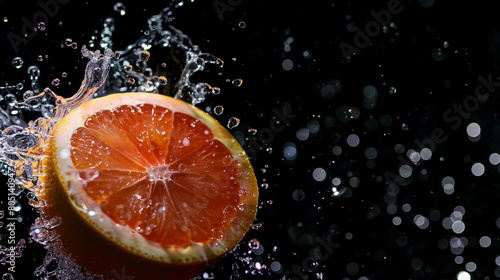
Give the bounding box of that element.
[98,12,224,105]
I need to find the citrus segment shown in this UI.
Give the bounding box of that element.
[41,92,258,280]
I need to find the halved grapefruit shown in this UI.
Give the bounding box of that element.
[39,92,258,280]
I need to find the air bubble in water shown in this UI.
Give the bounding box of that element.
[114,2,126,16]
[71,42,78,49]
[214,105,224,115]
[38,22,46,31]
[232,79,243,87]
[62,72,67,78]
[389,87,397,94]
[11,57,24,69]
[128,77,135,85]
[260,183,269,189]
[65,38,73,46]
[227,117,240,129]
[238,21,246,28]
[37,55,43,62]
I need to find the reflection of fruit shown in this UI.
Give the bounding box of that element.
[40,92,258,280]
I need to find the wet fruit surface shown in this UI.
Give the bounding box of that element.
[41,92,258,279]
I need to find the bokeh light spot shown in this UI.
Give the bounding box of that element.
[347,134,360,147]
[471,162,485,176]
[466,122,480,137]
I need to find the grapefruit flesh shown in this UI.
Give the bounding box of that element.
[40,92,258,280]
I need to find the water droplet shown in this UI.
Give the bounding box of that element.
[2,273,14,280]
[212,87,221,95]
[140,50,150,61]
[159,76,168,85]
[196,57,205,65]
[214,105,224,115]
[23,91,34,100]
[37,22,46,31]
[27,65,40,77]
[179,163,187,172]
[238,21,246,28]
[248,238,260,249]
[251,223,263,230]
[232,78,243,87]
[51,78,60,86]
[114,2,127,16]
[11,57,24,69]
[124,64,133,72]
[104,17,115,28]
[227,117,240,129]
[65,38,73,46]
[37,55,43,62]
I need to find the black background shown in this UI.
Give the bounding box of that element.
[1,0,500,279]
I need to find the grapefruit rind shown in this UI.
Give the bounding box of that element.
[48,92,258,264]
